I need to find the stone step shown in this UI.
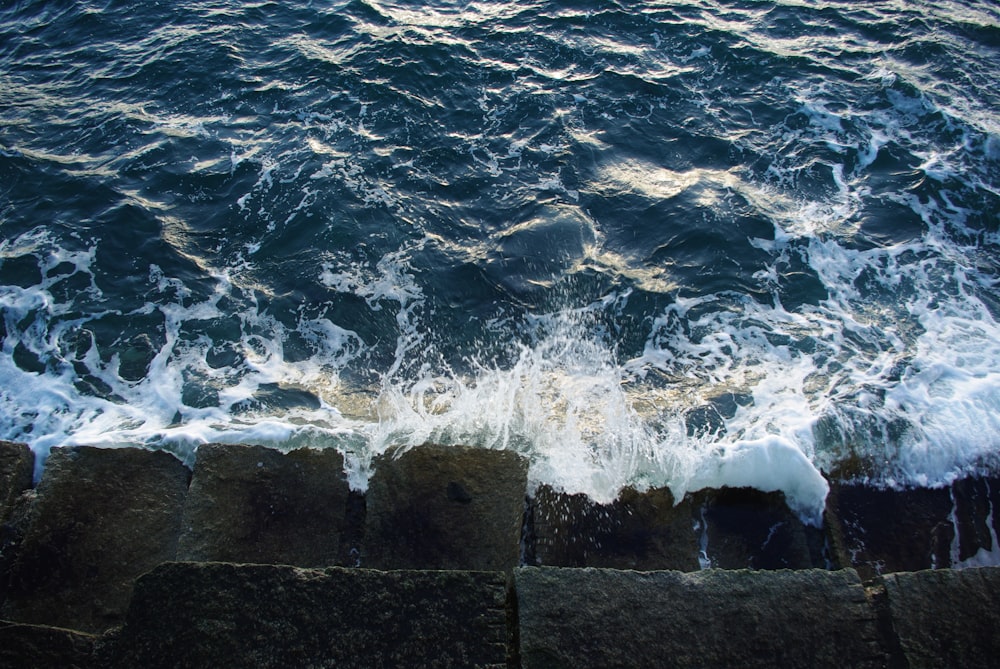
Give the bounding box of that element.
[3,440,1000,639]
[515,566,886,669]
[4,564,1000,668]
[111,562,511,669]
[0,446,189,634]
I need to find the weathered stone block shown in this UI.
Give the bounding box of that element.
[364,444,528,571]
[0,621,103,669]
[111,562,510,669]
[0,441,33,523]
[177,443,350,567]
[694,487,824,570]
[1,446,190,633]
[826,483,954,577]
[883,567,1000,669]
[529,484,700,571]
[515,566,885,669]
[0,490,35,610]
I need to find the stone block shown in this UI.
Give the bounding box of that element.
[693,487,825,570]
[0,441,33,523]
[1,446,190,633]
[529,484,700,570]
[0,621,103,669]
[177,443,351,567]
[111,562,511,669]
[883,567,1000,668]
[0,490,35,610]
[364,444,528,571]
[515,566,885,669]
[826,483,954,578]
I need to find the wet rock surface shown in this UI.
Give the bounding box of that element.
[883,567,1000,669]
[693,487,826,570]
[515,566,886,669]
[0,443,999,667]
[1,446,190,633]
[177,443,351,567]
[826,483,956,578]
[111,561,511,669]
[364,444,528,571]
[529,484,700,571]
[0,441,32,522]
[949,476,1000,565]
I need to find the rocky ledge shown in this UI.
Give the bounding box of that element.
[1,440,999,667]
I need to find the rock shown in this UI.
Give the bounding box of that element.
[949,476,1000,565]
[515,566,885,669]
[693,487,824,570]
[0,491,35,609]
[1,446,190,633]
[0,443,35,611]
[0,441,33,522]
[177,443,351,567]
[111,561,511,669]
[826,482,954,578]
[529,484,700,570]
[0,621,104,669]
[883,567,1000,668]
[364,444,528,571]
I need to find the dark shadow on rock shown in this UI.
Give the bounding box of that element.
[529,484,700,571]
[694,487,827,570]
[364,444,528,571]
[177,443,350,567]
[111,562,511,669]
[0,446,190,633]
[825,482,955,579]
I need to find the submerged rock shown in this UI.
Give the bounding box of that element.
[364,444,528,571]
[1,446,190,633]
[111,562,511,669]
[177,443,351,567]
[515,566,885,669]
[529,484,700,571]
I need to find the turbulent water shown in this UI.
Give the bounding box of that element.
[2,0,999,521]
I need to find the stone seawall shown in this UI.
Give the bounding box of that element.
[1,440,999,667]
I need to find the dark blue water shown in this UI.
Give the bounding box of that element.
[2,0,999,520]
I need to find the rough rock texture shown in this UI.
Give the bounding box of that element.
[694,487,825,570]
[0,441,33,522]
[883,567,1000,669]
[111,562,511,669]
[515,566,885,669]
[364,444,528,571]
[529,485,700,571]
[0,490,35,609]
[1,446,190,633]
[177,443,351,567]
[0,621,103,669]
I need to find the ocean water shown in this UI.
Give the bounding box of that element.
[1,0,999,522]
